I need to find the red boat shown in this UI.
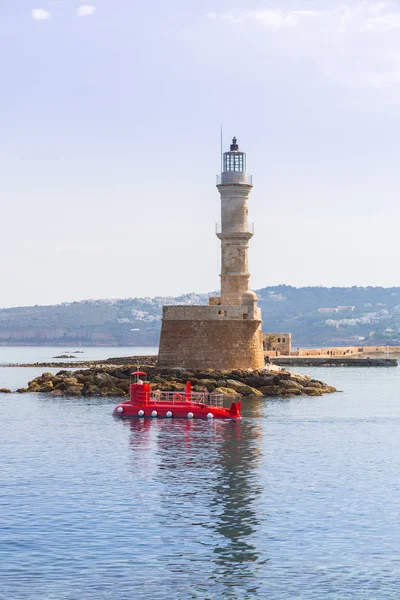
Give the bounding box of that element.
[113,371,241,420]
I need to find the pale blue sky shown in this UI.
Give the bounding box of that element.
[2,0,400,307]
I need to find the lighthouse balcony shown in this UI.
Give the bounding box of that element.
[215,223,254,235]
[217,173,253,186]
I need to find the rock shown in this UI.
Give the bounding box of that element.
[302,387,323,396]
[38,381,54,393]
[228,369,253,380]
[28,384,40,392]
[16,388,29,393]
[212,387,241,397]
[279,379,303,390]
[40,372,55,382]
[92,373,125,391]
[259,386,280,396]
[116,379,130,392]
[94,373,113,385]
[85,385,102,396]
[63,377,79,386]
[225,380,263,396]
[245,386,264,397]
[16,362,337,400]
[53,382,67,392]
[197,370,221,380]
[65,385,83,396]
[197,379,218,392]
[243,374,275,387]
[193,385,209,393]
[159,381,185,392]
[109,369,130,381]
[151,376,167,386]
[290,373,311,384]
[304,380,324,389]
[0,388,11,394]
[324,386,337,394]
[280,388,304,396]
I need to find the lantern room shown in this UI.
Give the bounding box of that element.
[218,137,252,186]
[223,137,246,173]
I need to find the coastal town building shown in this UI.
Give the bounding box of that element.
[292,345,395,357]
[317,306,355,314]
[263,333,292,356]
[158,137,264,370]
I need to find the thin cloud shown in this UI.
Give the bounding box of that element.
[205,8,324,27]
[205,3,400,31]
[77,5,96,18]
[31,8,51,20]
[203,2,400,86]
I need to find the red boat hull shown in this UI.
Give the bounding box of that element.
[113,400,241,420]
[113,376,241,420]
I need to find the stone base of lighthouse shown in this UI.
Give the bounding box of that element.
[158,297,264,371]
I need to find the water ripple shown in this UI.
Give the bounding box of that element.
[1,366,400,598]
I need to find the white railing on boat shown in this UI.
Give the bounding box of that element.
[136,391,224,408]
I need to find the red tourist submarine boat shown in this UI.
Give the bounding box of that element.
[113,371,241,420]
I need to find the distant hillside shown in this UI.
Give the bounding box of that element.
[257,285,400,347]
[1,286,400,347]
[0,294,207,347]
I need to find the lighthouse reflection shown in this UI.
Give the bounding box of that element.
[126,401,265,595]
[210,419,263,566]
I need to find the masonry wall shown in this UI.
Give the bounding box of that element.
[158,319,264,370]
[292,345,400,357]
[162,304,262,322]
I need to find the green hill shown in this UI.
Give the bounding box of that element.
[1,286,400,347]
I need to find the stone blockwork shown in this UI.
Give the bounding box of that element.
[217,190,253,306]
[158,318,264,370]
[162,303,261,322]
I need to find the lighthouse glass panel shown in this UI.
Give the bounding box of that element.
[224,152,246,172]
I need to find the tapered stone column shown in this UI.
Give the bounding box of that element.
[217,137,254,306]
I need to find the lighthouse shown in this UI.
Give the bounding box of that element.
[217,137,253,306]
[158,137,264,371]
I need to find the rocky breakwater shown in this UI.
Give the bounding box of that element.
[15,364,337,398]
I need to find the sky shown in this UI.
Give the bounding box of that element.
[2,0,400,307]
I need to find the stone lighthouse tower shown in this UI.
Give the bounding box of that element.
[218,137,253,306]
[158,137,264,371]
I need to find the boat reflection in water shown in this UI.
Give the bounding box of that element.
[123,397,266,598]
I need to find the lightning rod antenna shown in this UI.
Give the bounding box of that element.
[220,124,223,174]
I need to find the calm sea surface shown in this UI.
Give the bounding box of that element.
[0,346,158,365]
[1,347,400,599]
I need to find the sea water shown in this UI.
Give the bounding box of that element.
[1,349,400,599]
[0,345,158,365]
